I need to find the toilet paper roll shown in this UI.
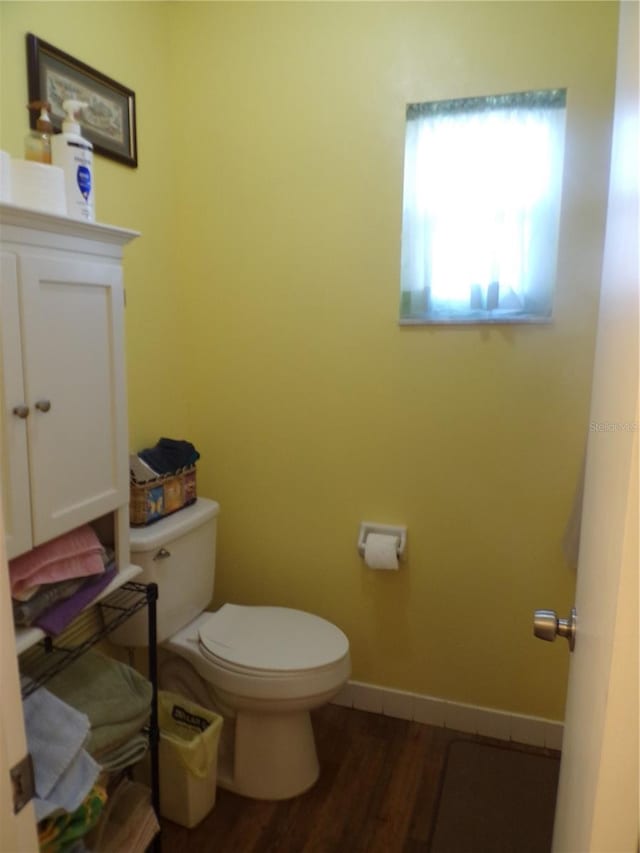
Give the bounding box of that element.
[0,150,11,203]
[10,159,66,215]
[364,533,399,570]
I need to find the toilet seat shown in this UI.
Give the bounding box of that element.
[165,606,351,702]
[198,603,349,675]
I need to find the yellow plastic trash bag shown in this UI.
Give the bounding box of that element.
[157,690,223,827]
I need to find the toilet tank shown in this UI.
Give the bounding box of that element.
[112,497,219,646]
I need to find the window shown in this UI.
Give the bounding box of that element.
[399,89,567,324]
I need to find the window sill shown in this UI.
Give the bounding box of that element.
[398,313,553,326]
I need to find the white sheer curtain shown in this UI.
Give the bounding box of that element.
[400,90,567,322]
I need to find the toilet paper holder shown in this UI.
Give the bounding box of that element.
[357,522,407,560]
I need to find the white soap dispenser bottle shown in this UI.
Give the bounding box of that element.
[51,99,95,221]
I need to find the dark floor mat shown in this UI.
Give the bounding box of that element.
[429,739,560,853]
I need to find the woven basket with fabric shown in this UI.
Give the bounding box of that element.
[130,466,197,527]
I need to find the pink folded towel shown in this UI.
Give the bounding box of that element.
[10,525,105,599]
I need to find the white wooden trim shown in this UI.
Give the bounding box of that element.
[332,680,563,750]
[0,202,139,247]
[0,205,138,262]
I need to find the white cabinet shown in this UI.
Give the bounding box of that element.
[0,206,158,838]
[0,204,138,561]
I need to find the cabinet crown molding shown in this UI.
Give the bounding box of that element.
[0,202,140,248]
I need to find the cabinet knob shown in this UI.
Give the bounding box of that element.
[35,399,51,413]
[12,404,30,419]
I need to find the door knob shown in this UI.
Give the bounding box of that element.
[12,404,29,419]
[533,607,576,651]
[34,399,51,412]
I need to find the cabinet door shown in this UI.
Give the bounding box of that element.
[0,252,33,558]
[19,255,128,547]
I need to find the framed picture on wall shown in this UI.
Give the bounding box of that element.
[26,33,138,168]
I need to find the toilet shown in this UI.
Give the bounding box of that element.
[116,497,351,801]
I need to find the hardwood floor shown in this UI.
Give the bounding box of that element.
[159,703,559,853]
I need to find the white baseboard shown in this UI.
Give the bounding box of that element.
[331,680,563,751]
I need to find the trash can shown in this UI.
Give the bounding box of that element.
[157,690,223,828]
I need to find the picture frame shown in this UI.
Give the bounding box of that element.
[26,33,138,168]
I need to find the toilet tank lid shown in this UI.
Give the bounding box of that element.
[129,497,219,552]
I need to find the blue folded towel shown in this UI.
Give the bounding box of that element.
[23,687,100,821]
[33,747,100,822]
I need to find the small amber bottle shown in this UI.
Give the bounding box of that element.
[25,101,53,163]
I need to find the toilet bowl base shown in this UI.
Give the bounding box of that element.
[217,708,319,800]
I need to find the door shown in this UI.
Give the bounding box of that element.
[19,254,128,548]
[0,486,38,852]
[550,3,638,850]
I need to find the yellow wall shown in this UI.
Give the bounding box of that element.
[0,2,618,720]
[0,1,190,445]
